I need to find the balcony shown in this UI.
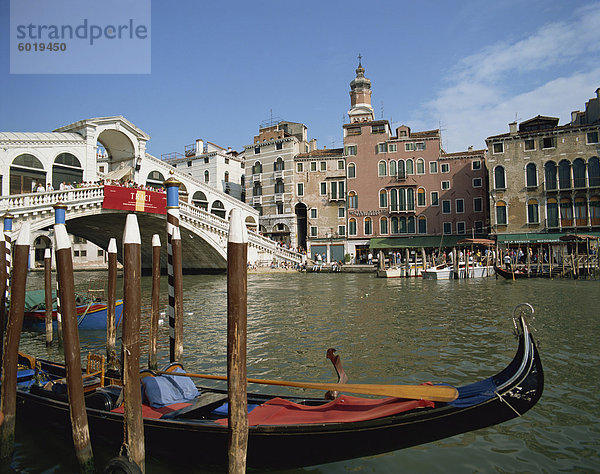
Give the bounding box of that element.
[274,193,284,202]
[329,194,346,202]
[253,174,261,183]
[388,206,415,214]
[274,170,284,179]
[252,196,262,205]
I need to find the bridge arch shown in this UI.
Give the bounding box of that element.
[52,152,84,188]
[211,200,226,218]
[96,128,137,175]
[192,191,208,210]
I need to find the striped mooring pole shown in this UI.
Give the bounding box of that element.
[53,202,67,344]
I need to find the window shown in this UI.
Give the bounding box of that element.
[320,161,327,171]
[331,181,338,200]
[310,226,318,237]
[97,249,104,257]
[472,177,482,188]
[456,199,464,213]
[560,198,573,226]
[73,236,86,243]
[406,159,414,175]
[415,142,425,151]
[440,163,449,173]
[443,222,452,235]
[590,196,600,225]
[441,181,450,190]
[345,145,357,155]
[493,142,504,154]
[442,200,451,214]
[338,225,346,236]
[320,182,327,195]
[417,188,426,206]
[547,198,559,227]
[74,250,80,257]
[380,217,388,234]
[378,160,387,176]
[310,208,317,219]
[416,158,425,174]
[474,221,483,234]
[347,163,356,178]
[524,139,535,151]
[558,160,571,189]
[429,162,438,173]
[252,161,262,174]
[254,146,260,154]
[338,207,345,218]
[398,188,406,211]
[472,160,482,170]
[187,161,192,167]
[253,183,262,196]
[418,216,427,234]
[224,171,229,183]
[276,142,283,150]
[204,170,210,183]
[372,124,385,134]
[589,157,600,187]
[407,188,415,211]
[297,162,303,172]
[391,216,399,233]
[204,157,209,164]
[494,165,506,189]
[542,137,556,149]
[399,217,407,233]
[277,203,284,214]
[347,126,361,136]
[397,160,405,178]
[274,157,284,171]
[388,143,397,152]
[338,160,345,170]
[405,143,414,152]
[389,160,397,177]
[310,162,317,171]
[527,199,539,224]
[587,131,599,144]
[474,197,483,212]
[348,191,358,208]
[297,183,304,196]
[390,189,398,211]
[545,161,557,190]
[525,163,537,187]
[573,158,586,188]
[407,216,415,233]
[379,189,388,208]
[364,217,372,235]
[574,197,587,226]
[496,201,507,225]
[376,143,387,153]
[457,222,465,234]
[431,191,439,206]
[349,218,357,235]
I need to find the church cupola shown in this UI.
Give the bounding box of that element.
[348,56,374,122]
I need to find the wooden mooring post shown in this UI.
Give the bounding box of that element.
[0,222,30,461]
[121,214,145,472]
[227,209,249,473]
[0,231,7,367]
[107,238,118,370]
[54,223,94,472]
[149,234,161,370]
[53,203,67,345]
[44,248,53,346]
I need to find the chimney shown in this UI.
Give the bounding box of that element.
[509,122,518,135]
[468,145,473,151]
[195,139,204,154]
[309,138,317,152]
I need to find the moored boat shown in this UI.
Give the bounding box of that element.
[14,307,543,469]
[422,262,494,280]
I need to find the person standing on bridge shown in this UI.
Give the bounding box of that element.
[35,183,45,193]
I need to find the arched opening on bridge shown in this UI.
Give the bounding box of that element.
[33,235,51,268]
[295,202,307,251]
[269,223,290,247]
[10,154,47,194]
[245,216,257,231]
[211,200,226,219]
[97,129,135,176]
[52,152,83,189]
[179,183,189,203]
[192,191,208,210]
[259,225,267,234]
[146,170,165,189]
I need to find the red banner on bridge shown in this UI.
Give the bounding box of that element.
[102,185,166,215]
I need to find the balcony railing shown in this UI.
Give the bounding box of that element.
[253,174,261,183]
[274,170,284,179]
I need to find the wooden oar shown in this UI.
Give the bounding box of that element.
[154,370,458,402]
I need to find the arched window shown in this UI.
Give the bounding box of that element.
[558,160,571,189]
[397,160,405,178]
[379,189,388,208]
[589,157,600,187]
[274,179,284,194]
[399,216,407,233]
[274,157,284,171]
[406,188,415,211]
[417,188,426,206]
[398,188,406,211]
[547,198,558,227]
[590,196,600,225]
[364,217,372,235]
[496,201,507,225]
[526,163,537,187]
[204,170,210,183]
[380,217,388,235]
[391,216,399,234]
[146,170,165,189]
[252,161,262,174]
[573,158,586,188]
[418,216,427,234]
[53,151,83,189]
[390,189,398,211]
[347,163,356,178]
[211,200,226,219]
[192,191,208,210]
[389,160,397,177]
[494,165,506,189]
[574,197,587,226]
[407,216,415,234]
[416,158,425,174]
[560,198,573,226]
[527,199,539,224]
[253,182,262,196]
[349,218,357,235]
[10,153,46,194]
[406,159,414,175]
[378,160,387,176]
[224,171,229,183]
[348,191,358,209]
[544,161,557,190]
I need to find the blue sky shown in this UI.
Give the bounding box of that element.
[1,0,599,156]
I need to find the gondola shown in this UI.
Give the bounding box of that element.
[494,264,531,280]
[14,308,543,469]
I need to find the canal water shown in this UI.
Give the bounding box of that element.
[6,271,600,473]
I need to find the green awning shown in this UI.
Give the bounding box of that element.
[369,235,474,249]
[496,232,600,244]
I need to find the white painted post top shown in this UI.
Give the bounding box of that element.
[16,222,31,246]
[123,214,141,245]
[44,248,51,259]
[152,234,161,247]
[228,208,248,244]
[108,238,117,254]
[53,223,70,250]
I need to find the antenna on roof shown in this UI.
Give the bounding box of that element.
[381,102,384,120]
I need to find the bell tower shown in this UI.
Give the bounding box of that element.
[348,55,374,123]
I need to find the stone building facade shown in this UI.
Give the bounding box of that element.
[485,89,600,243]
